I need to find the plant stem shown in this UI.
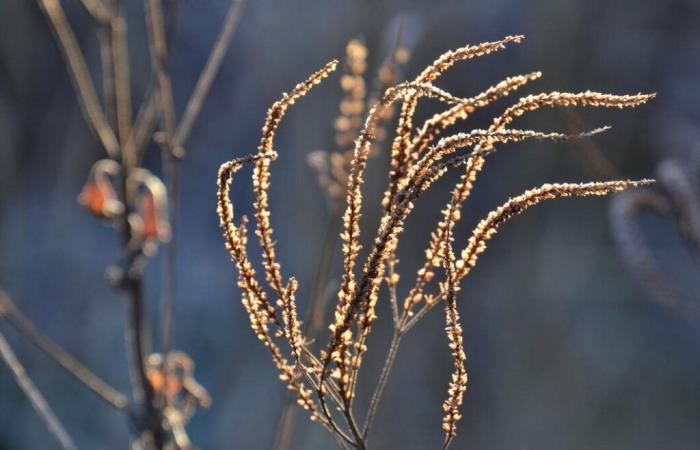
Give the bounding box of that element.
[38,0,120,158]
[273,213,340,450]
[272,400,296,450]
[124,274,164,449]
[0,292,128,411]
[362,331,401,441]
[306,213,341,335]
[342,400,366,450]
[143,0,178,361]
[0,330,77,450]
[173,0,246,148]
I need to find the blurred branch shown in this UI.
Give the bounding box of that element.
[0,329,78,450]
[34,0,231,447]
[173,0,246,148]
[362,332,401,441]
[98,24,116,130]
[123,85,159,170]
[79,0,112,24]
[144,0,179,364]
[610,182,700,319]
[146,0,246,359]
[0,291,129,411]
[111,0,133,146]
[121,272,163,448]
[38,0,120,158]
[144,0,177,147]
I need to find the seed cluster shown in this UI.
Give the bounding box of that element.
[216,35,654,448]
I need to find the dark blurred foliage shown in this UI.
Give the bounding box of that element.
[2,0,700,449]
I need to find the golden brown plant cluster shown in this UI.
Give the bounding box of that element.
[217,35,653,449]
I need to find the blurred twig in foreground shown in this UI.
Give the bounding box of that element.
[0,0,246,447]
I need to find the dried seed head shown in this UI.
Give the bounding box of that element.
[218,35,656,445]
[255,60,338,297]
[456,180,654,281]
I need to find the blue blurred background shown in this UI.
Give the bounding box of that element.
[2,0,700,448]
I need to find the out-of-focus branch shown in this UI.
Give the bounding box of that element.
[146,0,246,358]
[79,0,112,24]
[0,329,78,450]
[122,85,159,170]
[38,0,120,158]
[144,0,177,146]
[111,0,133,146]
[0,291,129,411]
[173,0,246,149]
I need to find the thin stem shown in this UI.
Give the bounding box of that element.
[399,293,445,335]
[0,292,128,411]
[272,400,296,450]
[124,274,164,448]
[145,0,183,362]
[306,213,341,336]
[98,24,116,130]
[362,332,402,441]
[316,391,356,448]
[0,330,78,450]
[144,0,177,143]
[160,152,179,358]
[276,368,341,450]
[122,84,159,170]
[38,0,120,158]
[301,352,345,411]
[144,0,179,359]
[79,0,112,23]
[387,267,400,329]
[111,0,132,145]
[173,0,246,148]
[442,436,454,450]
[335,436,353,450]
[273,215,340,450]
[342,400,366,450]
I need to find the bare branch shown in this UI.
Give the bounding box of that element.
[38,0,120,158]
[173,0,247,148]
[0,330,78,450]
[79,0,112,24]
[111,2,133,145]
[0,292,128,411]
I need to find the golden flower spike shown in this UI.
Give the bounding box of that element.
[218,35,655,449]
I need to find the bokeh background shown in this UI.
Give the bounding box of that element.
[2,0,700,449]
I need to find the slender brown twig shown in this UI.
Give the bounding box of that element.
[0,329,77,450]
[159,0,247,359]
[173,0,246,148]
[98,23,116,130]
[0,292,128,411]
[362,331,401,440]
[111,0,132,146]
[34,0,230,447]
[79,0,112,24]
[144,0,179,370]
[123,271,163,447]
[38,0,120,158]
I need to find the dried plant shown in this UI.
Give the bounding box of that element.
[272,36,414,450]
[610,149,700,318]
[307,37,411,207]
[0,0,245,448]
[217,35,654,449]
